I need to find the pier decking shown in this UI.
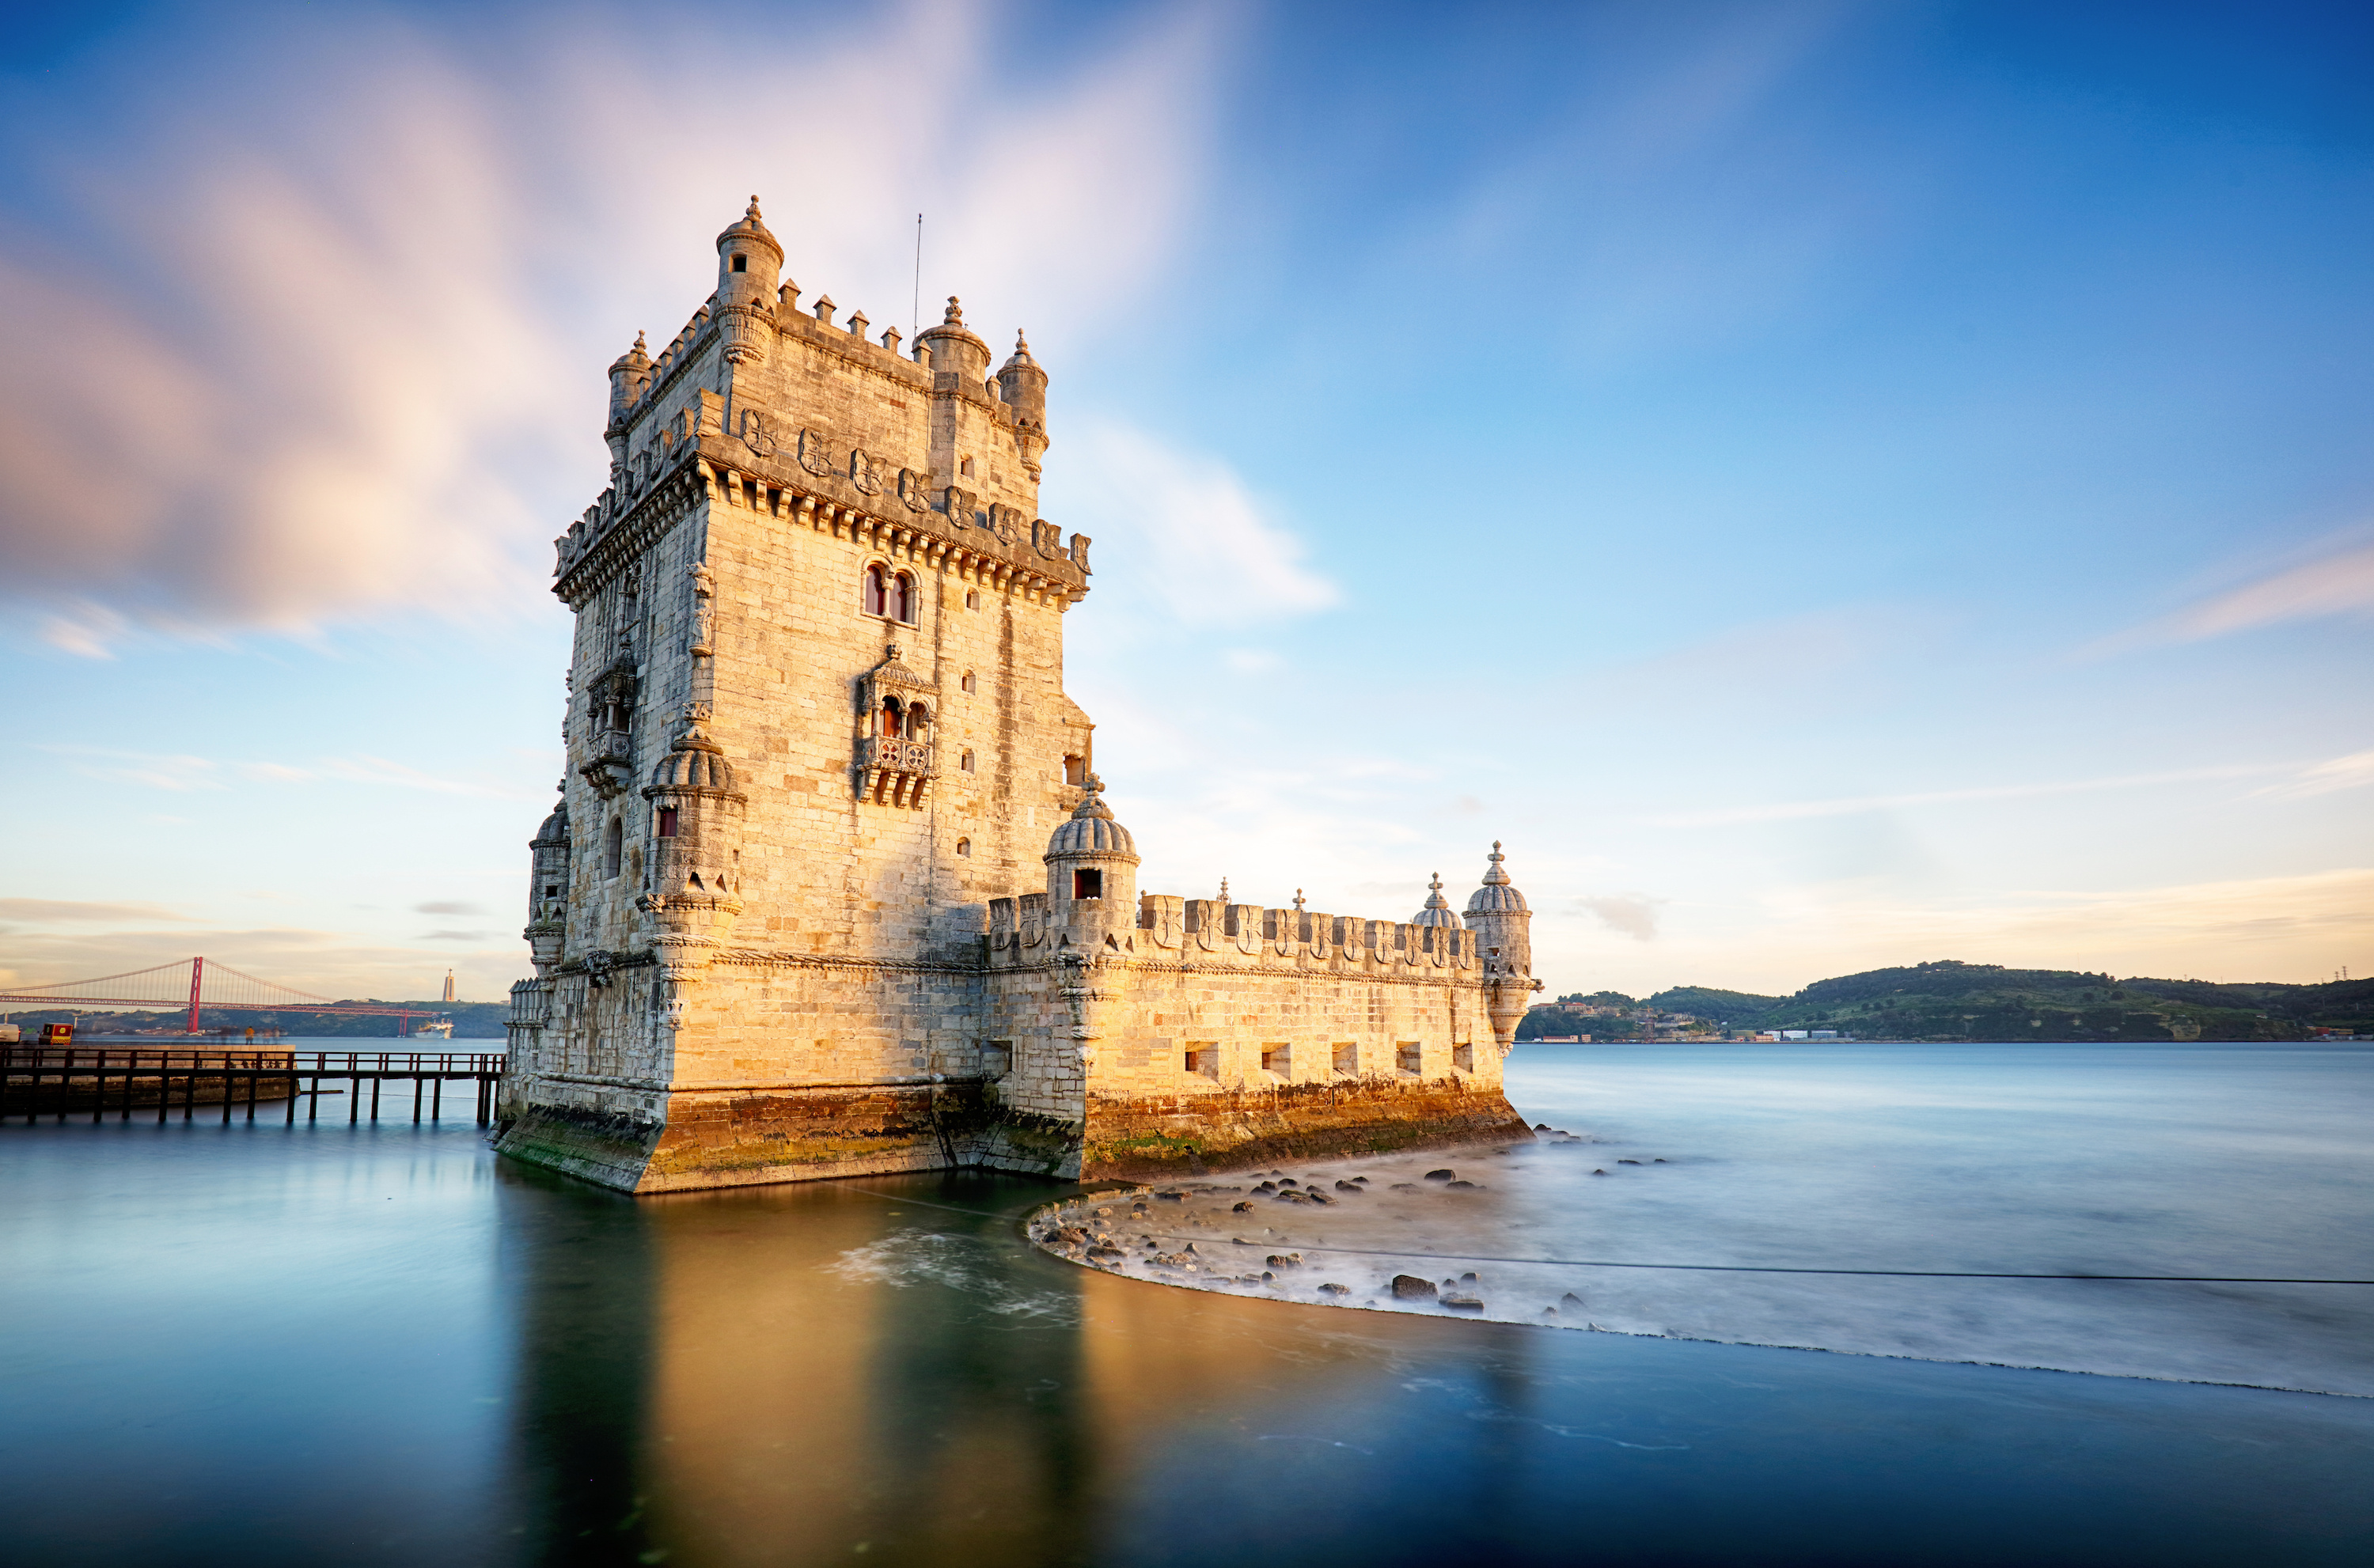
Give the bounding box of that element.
[0,1045,505,1127]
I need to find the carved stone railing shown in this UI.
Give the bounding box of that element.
[858,737,935,809]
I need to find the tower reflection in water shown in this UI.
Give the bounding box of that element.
[493,1163,2374,1568]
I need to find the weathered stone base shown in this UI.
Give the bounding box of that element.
[1082,1077,1531,1180]
[496,1074,1526,1193]
[495,1080,1087,1194]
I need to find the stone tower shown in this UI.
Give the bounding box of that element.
[499,199,1534,1193]
[1463,843,1541,1049]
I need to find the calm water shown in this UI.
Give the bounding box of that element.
[2,1042,2370,1566]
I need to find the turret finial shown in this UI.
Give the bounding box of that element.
[1082,771,1103,795]
[1219,877,1231,903]
[1293,888,1305,911]
[633,330,647,353]
[944,295,964,324]
[746,194,762,219]
[1482,843,1511,885]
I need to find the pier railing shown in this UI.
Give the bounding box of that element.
[2,1044,507,1127]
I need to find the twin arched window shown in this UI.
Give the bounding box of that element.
[862,565,916,623]
[879,699,930,740]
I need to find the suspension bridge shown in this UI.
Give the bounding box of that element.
[0,956,450,1036]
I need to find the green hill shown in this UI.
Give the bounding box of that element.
[1519,960,2374,1042]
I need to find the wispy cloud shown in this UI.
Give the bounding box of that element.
[40,744,539,801]
[0,2,1228,650]
[1646,763,2277,828]
[2258,748,2374,801]
[414,900,487,916]
[0,898,197,925]
[1051,419,1338,628]
[2165,539,2374,642]
[1576,894,1664,941]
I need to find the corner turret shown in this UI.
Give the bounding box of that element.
[524,791,571,977]
[605,331,651,472]
[1464,842,1540,1055]
[637,720,748,971]
[996,331,1049,478]
[1044,774,1140,951]
[713,196,782,388]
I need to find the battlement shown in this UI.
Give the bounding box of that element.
[986,890,1474,975]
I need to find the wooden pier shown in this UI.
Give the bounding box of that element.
[0,1045,505,1127]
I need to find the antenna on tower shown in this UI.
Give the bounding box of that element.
[912,214,923,347]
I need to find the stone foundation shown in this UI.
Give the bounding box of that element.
[495,1074,1526,1192]
[496,1078,1089,1193]
[1081,1078,1531,1180]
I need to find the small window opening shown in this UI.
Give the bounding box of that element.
[965,589,980,610]
[961,749,975,773]
[1261,1043,1290,1077]
[1454,1043,1476,1073]
[1184,1044,1218,1079]
[961,670,976,694]
[1333,1042,1356,1076]
[1072,868,1103,900]
[960,456,976,478]
[863,565,886,616]
[955,837,972,858]
[603,817,624,878]
[1063,754,1085,786]
[544,884,559,897]
[1396,1040,1422,1076]
[880,698,903,738]
[656,807,680,839]
[984,1040,1014,1077]
[730,253,748,273]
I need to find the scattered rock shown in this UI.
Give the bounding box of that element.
[1255,1181,1278,1192]
[1054,1225,1088,1247]
[1266,1253,1304,1269]
[1446,1180,1479,1189]
[1534,1123,1552,1131]
[1278,1178,1300,1188]
[1233,1237,1256,1245]
[1334,1180,1362,1192]
[1156,1190,1187,1200]
[1318,1282,1350,1296]
[1592,1169,1609,1176]
[1617,1159,1641,1166]
[1390,1274,1437,1300]
[1458,1272,1480,1285]
[1560,1292,1586,1311]
[1390,1182,1419,1191]
[1350,1176,1371,1184]
[1424,1169,1456,1182]
[1653,1158,1668,1163]
[1232,1200,1254,1212]
[1306,1191,1334,1204]
[1087,1245,1125,1263]
[1441,1294,1485,1312]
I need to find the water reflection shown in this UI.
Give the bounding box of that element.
[5,1121,2372,1567]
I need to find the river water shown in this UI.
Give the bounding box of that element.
[2,1041,2369,1566]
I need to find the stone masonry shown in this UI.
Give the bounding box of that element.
[496,200,1541,1192]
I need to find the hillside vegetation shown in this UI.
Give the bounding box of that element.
[1520,960,2373,1043]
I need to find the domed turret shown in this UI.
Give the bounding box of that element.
[524,790,571,976]
[1411,873,1464,929]
[647,723,739,794]
[1044,775,1140,942]
[714,196,783,372]
[638,722,747,956]
[1463,842,1538,1055]
[1464,843,1529,918]
[917,295,990,383]
[996,331,1050,477]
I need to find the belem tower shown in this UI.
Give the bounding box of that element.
[497,199,1542,1192]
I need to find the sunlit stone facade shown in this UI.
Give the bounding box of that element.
[497,201,1538,1192]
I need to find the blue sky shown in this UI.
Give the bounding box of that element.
[2,0,2368,1004]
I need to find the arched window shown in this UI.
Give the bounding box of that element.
[880,698,903,739]
[863,565,886,616]
[955,837,971,858]
[603,816,623,878]
[907,702,930,740]
[889,571,915,623]
[960,670,976,695]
